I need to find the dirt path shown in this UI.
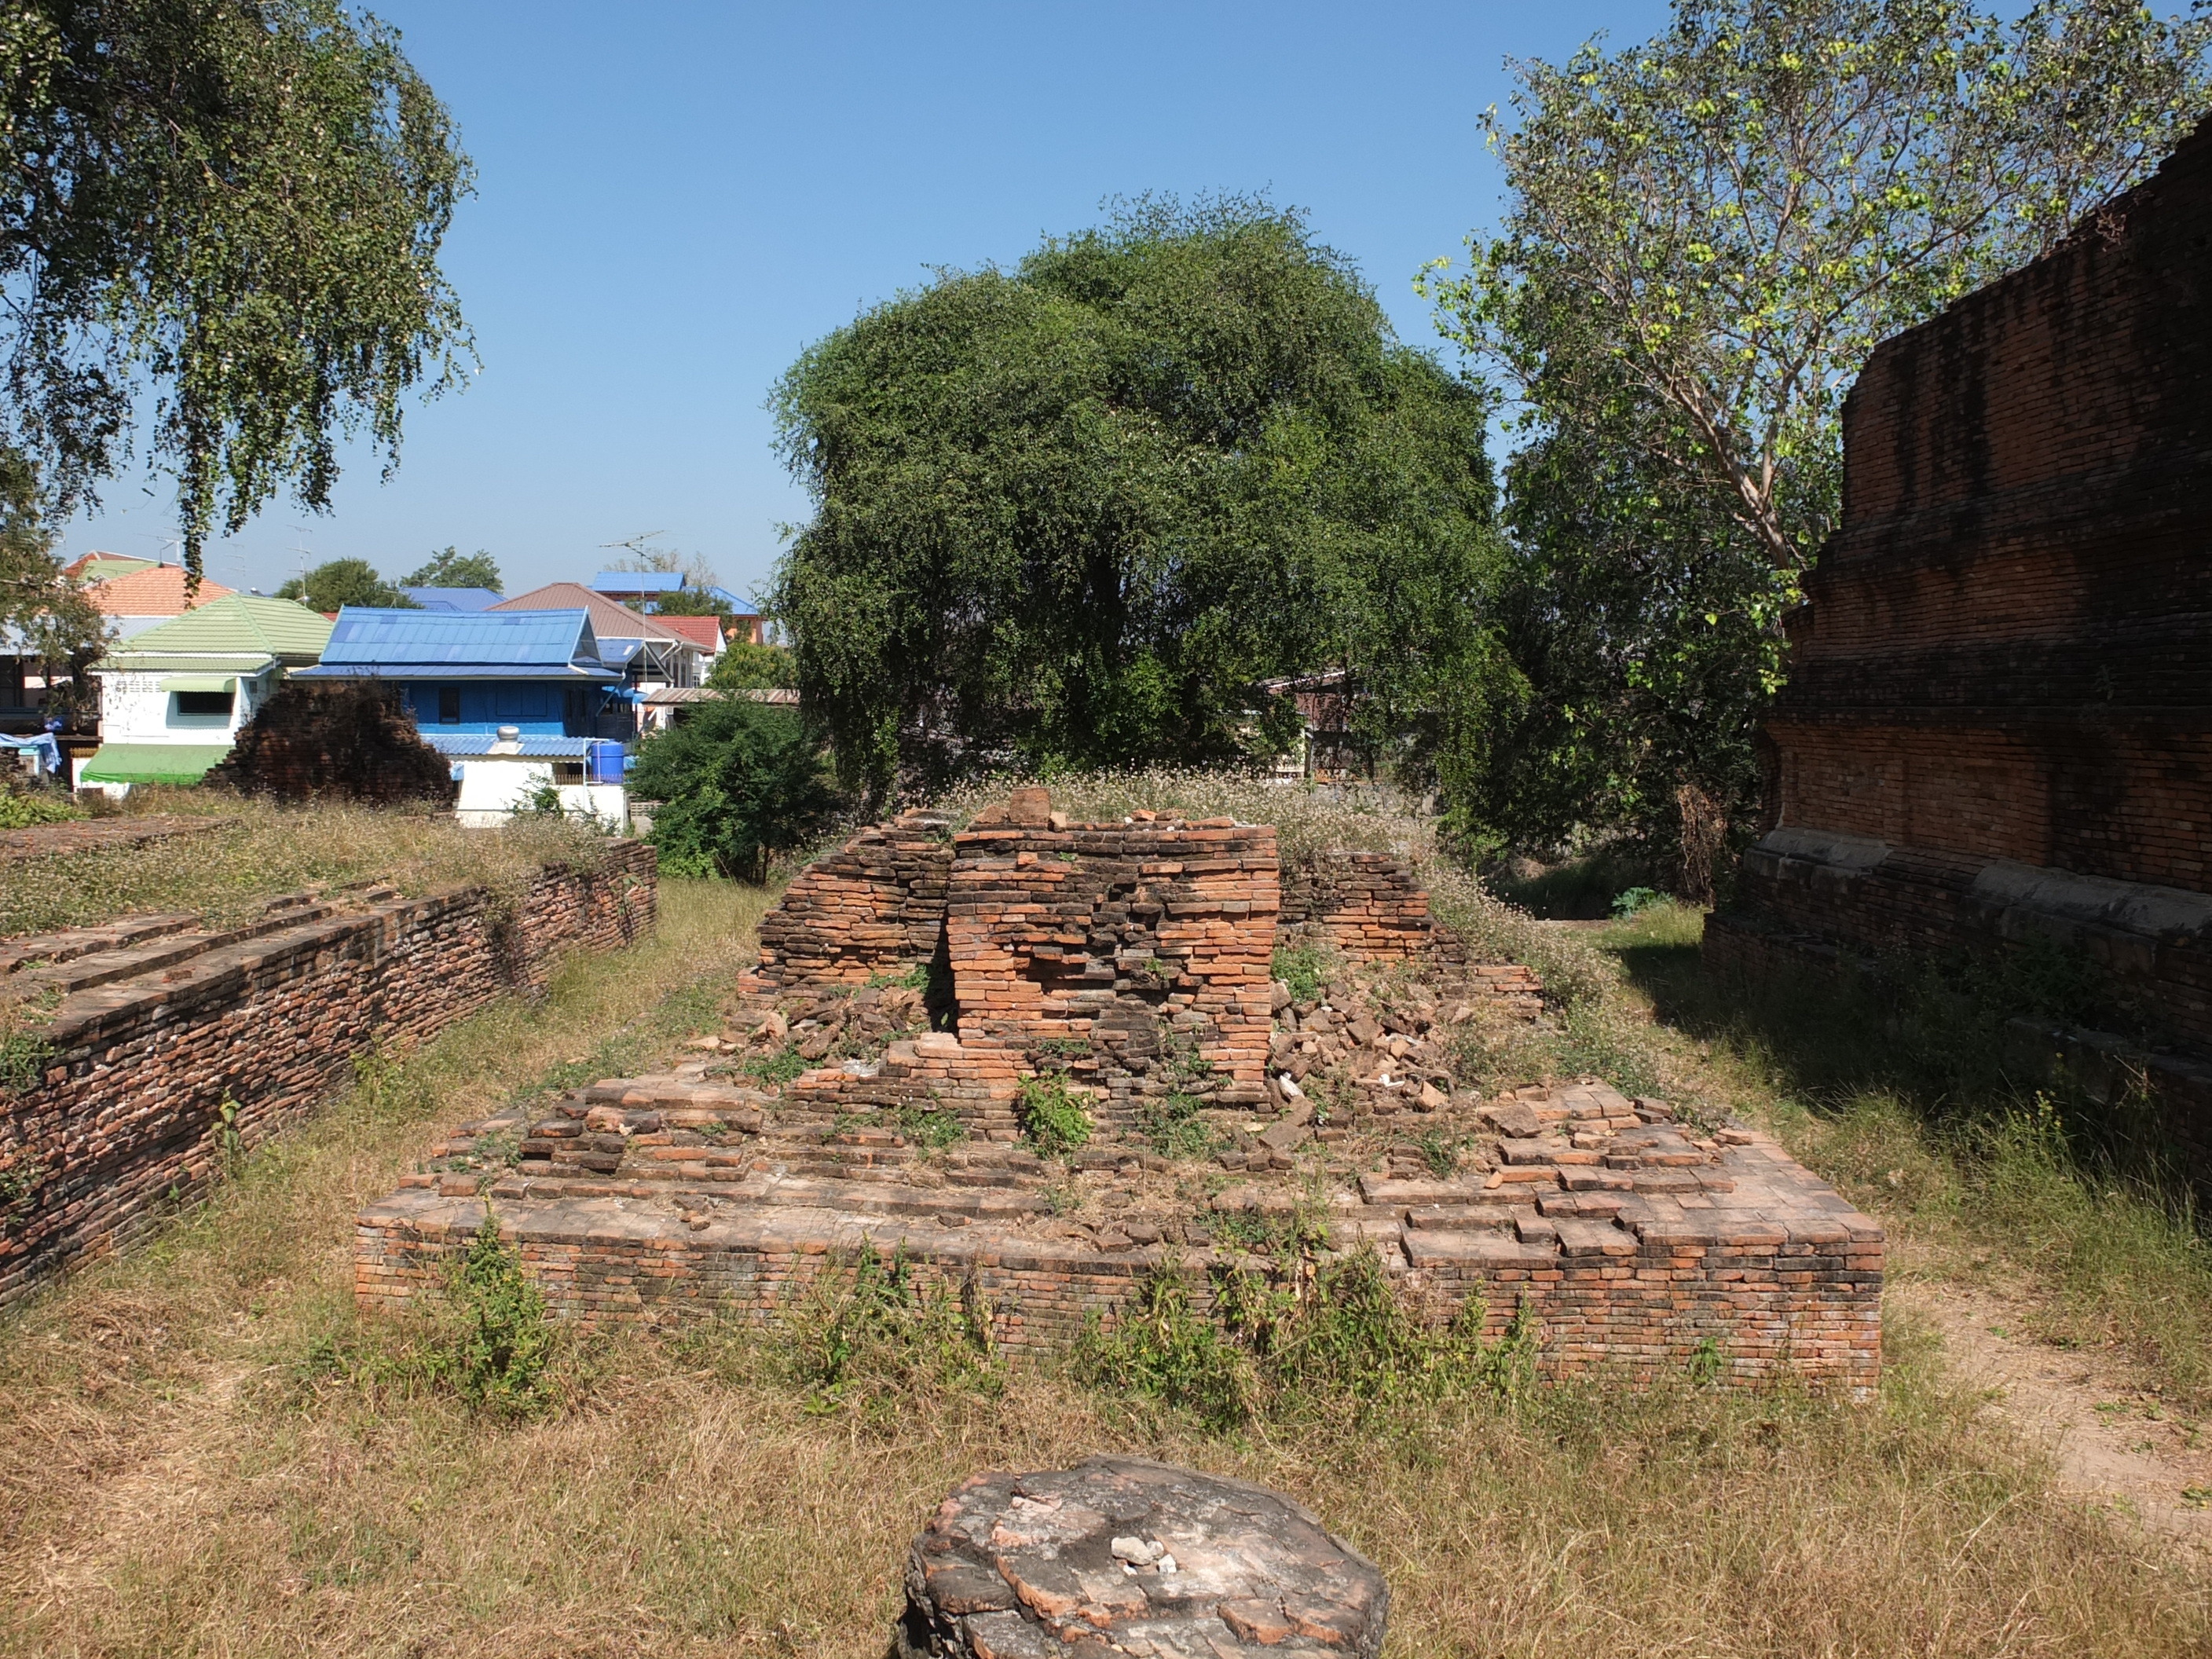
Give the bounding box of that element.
[1895,1280,2212,1551]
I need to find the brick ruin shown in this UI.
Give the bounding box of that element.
[0,844,656,1306]
[361,789,1881,1391]
[1706,115,2212,1161]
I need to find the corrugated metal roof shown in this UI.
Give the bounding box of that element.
[421,732,595,757]
[316,606,607,668]
[79,742,232,782]
[100,595,324,659]
[90,652,277,675]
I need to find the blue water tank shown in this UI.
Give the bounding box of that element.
[585,740,626,785]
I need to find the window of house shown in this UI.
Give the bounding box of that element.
[551,761,585,785]
[438,687,461,724]
[174,690,233,717]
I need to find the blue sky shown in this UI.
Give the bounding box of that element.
[64,0,1670,601]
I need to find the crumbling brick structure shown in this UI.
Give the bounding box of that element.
[362,791,1884,1392]
[1708,115,2212,1148]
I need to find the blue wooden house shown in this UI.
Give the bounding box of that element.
[291,608,628,738]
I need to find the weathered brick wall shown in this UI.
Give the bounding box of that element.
[1279,851,1434,958]
[753,810,954,985]
[0,844,656,1307]
[947,816,1280,1100]
[1714,115,2212,1093]
[354,1125,1881,1391]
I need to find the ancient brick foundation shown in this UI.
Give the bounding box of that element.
[362,797,1880,1392]
[0,843,656,1307]
[1708,115,2212,1155]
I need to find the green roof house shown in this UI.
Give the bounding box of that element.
[79,595,333,790]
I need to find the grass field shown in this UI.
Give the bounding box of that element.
[2,862,2209,1657]
[0,790,612,939]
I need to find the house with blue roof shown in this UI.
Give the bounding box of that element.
[399,585,503,613]
[292,607,632,825]
[291,607,629,740]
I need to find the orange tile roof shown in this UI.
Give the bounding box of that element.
[83,562,235,617]
[656,613,724,651]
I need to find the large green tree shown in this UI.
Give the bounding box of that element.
[402,547,501,591]
[1426,0,2211,860]
[771,198,1513,807]
[276,556,413,610]
[0,0,474,578]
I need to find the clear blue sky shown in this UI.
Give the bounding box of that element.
[64,0,1669,601]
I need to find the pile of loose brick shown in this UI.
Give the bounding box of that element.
[357,791,1882,1391]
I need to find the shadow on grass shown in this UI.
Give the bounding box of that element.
[1591,901,2212,1405]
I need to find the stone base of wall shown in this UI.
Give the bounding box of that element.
[1705,905,2212,1178]
[0,843,657,1308]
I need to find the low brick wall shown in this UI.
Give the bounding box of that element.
[754,811,954,985]
[0,842,657,1308]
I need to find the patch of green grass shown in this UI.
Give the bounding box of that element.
[739,1047,811,1088]
[1015,1072,1092,1157]
[895,1104,967,1150]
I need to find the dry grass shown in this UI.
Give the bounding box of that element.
[0,789,614,939]
[0,869,2207,1656]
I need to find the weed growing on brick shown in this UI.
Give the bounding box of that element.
[1134,1091,1214,1160]
[1015,1072,1091,1157]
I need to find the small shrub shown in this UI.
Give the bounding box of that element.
[449,1213,557,1417]
[0,1033,53,1094]
[1072,1258,1257,1432]
[786,1243,1000,1419]
[1415,1128,1468,1178]
[1272,940,1331,1003]
[0,789,82,830]
[1610,886,1664,918]
[1015,1072,1091,1157]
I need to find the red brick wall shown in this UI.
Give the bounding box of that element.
[1719,116,2212,1082]
[1279,851,1435,958]
[1764,115,2212,883]
[0,844,656,1308]
[947,819,1280,1097]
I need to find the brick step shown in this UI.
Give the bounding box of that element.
[0,912,200,976]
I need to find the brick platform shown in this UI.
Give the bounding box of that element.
[361,797,1881,1391]
[1709,115,2212,1159]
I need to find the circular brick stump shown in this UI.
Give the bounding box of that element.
[897,1455,1388,1659]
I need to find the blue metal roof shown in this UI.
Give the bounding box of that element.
[308,607,613,672]
[422,732,595,758]
[401,586,503,613]
[591,571,685,593]
[705,586,761,616]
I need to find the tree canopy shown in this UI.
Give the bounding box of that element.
[277,556,415,611]
[1426,0,2211,864]
[0,0,474,578]
[628,698,841,884]
[770,197,1513,807]
[402,547,501,591]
